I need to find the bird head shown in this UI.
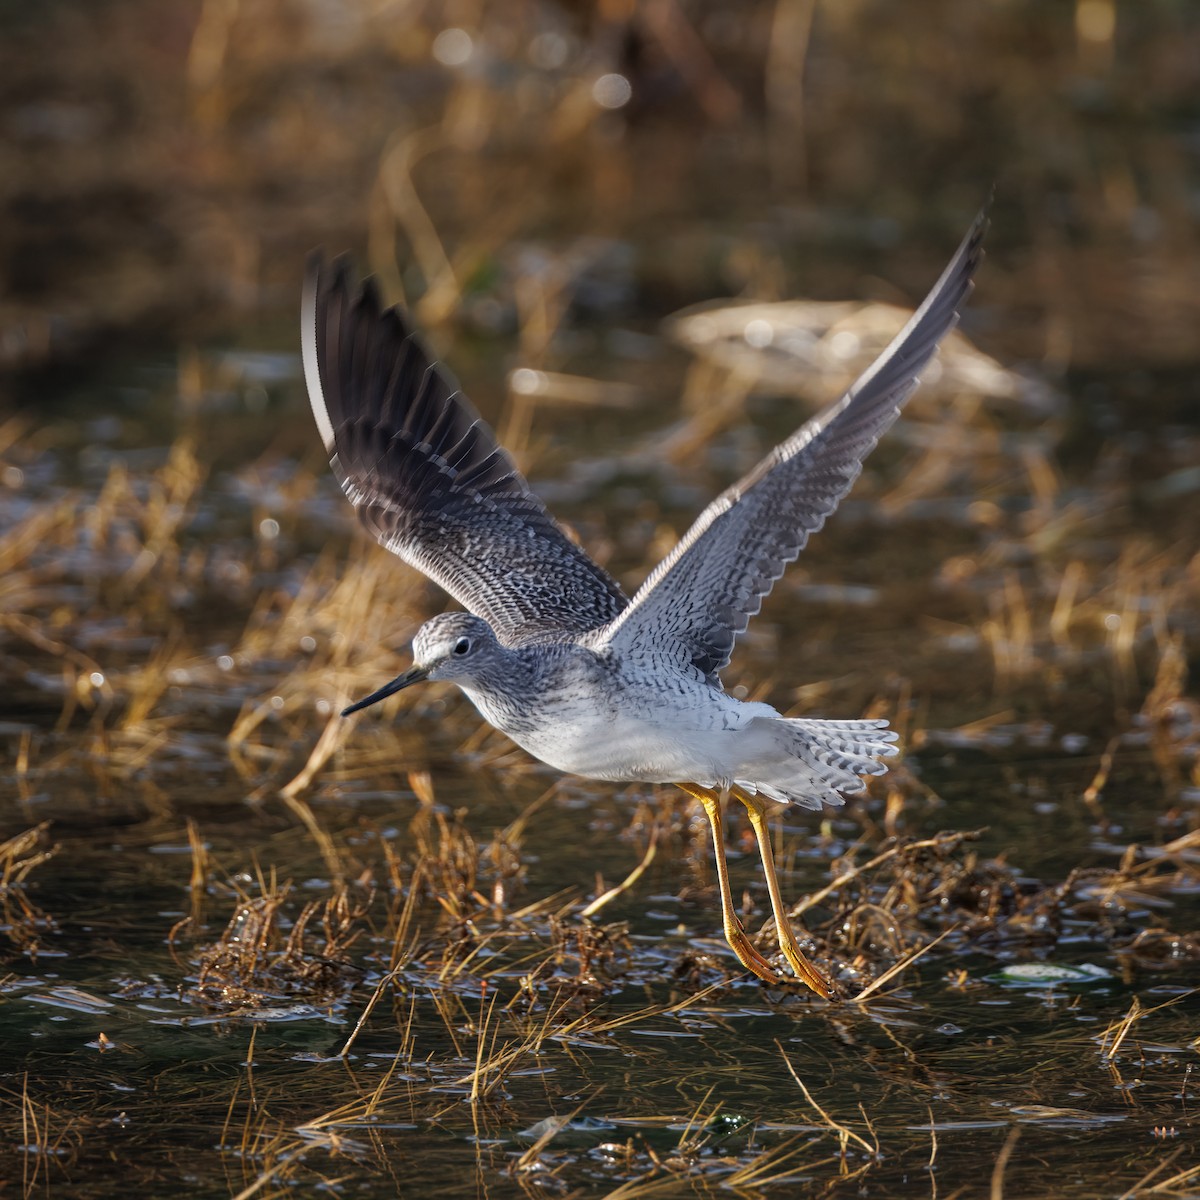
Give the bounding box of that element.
[341,612,499,715]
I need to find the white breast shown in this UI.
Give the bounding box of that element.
[465,673,780,786]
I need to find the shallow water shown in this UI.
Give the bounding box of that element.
[3,2,1200,1195]
[2,352,1197,1197]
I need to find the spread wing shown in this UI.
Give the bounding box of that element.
[593,206,988,678]
[302,255,627,644]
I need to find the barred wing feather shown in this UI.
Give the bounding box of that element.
[302,255,628,644]
[594,207,988,679]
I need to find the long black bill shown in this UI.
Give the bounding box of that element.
[341,665,429,716]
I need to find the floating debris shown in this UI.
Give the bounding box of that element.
[984,962,1113,987]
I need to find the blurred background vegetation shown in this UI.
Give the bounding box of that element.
[1,0,1197,378]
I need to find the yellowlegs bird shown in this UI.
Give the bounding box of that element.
[302,208,986,998]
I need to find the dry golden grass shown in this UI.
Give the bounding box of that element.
[1,12,1197,1198]
[4,415,1196,1015]
[0,824,58,958]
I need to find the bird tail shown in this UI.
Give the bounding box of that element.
[734,717,900,810]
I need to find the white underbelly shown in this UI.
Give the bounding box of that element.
[506,702,777,785]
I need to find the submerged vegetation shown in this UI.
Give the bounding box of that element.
[2,0,1199,1195]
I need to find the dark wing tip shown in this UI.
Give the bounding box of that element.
[357,271,383,318]
[836,198,990,417]
[916,196,990,327]
[958,193,991,290]
[300,252,533,516]
[302,251,373,437]
[304,247,326,286]
[298,251,629,638]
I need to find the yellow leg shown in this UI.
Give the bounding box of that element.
[677,783,783,984]
[735,787,836,1000]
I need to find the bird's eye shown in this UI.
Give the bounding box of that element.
[453,637,472,656]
